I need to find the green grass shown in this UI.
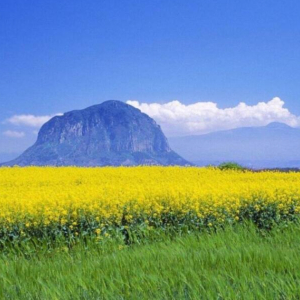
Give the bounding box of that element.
[1,223,300,300]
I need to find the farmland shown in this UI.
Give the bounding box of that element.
[1,167,300,299]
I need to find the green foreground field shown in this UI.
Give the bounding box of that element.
[1,223,300,300]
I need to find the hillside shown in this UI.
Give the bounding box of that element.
[169,122,300,168]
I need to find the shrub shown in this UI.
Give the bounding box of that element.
[218,162,245,171]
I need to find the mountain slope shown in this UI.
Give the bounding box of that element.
[2,100,190,166]
[169,122,300,168]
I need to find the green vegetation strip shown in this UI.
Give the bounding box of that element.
[1,223,300,299]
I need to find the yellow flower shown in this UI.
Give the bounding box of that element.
[0,166,299,236]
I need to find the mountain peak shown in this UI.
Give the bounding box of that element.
[98,100,129,109]
[265,122,292,129]
[73,100,136,114]
[2,101,190,166]
[102,99,125,104]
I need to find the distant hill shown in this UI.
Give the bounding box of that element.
[0,153,20,164]
[169,122,300,169]
[2,100,190,166]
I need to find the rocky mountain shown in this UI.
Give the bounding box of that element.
[169,122,300,169]
[2,100,190,166]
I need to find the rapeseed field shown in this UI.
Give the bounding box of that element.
[0,167,299,246]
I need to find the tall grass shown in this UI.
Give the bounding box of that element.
[1,222,300,299]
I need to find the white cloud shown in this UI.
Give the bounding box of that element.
[127,97,300,136]
[6,113,62,128]
[3,130,25,138]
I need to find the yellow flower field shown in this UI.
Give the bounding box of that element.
[0,167,300,241]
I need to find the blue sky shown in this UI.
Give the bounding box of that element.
[1,0,300,161]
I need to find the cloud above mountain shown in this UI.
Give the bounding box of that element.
[2,98,299,138]
[127,97,300,136]
[6,114,62,128]
[3,130,25,138]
